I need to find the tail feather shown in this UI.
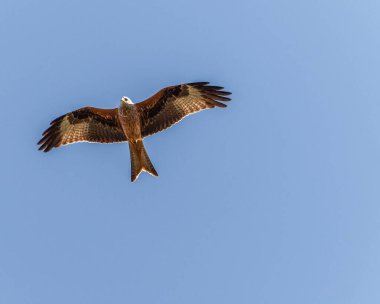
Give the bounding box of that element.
[129,140,158,182]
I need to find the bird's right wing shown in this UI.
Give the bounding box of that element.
[38,107,127,152]
[136,82,231,138]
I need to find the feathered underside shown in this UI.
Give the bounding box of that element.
[37,107,127,152]
[136,82,232,137]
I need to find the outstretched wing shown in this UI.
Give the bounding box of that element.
[38,107,127,152]
[136,82,231,137]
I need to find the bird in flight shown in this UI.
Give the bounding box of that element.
[37,82,232,182]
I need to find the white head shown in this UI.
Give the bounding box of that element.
[121,96,134,105]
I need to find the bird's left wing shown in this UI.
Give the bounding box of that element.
[136,82,231,137]
[38,107,127,152]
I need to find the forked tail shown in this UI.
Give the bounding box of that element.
[129,140,158,182]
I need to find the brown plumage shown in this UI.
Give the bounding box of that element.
[38,82,231,182]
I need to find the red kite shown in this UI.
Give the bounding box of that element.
[38,82,232,182]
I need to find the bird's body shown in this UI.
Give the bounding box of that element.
[118,97,142,142]
[38,82,231,182]
[118,97,158,180]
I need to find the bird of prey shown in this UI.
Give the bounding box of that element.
[37,82,232,182]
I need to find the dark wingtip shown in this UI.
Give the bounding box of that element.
[38,113,66,152]
[218,91,232,96]
[215,102,227,108]
[187,81,210,86]
[195,82,232,107]
[203,93,231,102]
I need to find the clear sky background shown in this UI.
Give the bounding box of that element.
[1,0,380,303]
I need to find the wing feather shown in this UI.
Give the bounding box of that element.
[38,107,127,152]
[136,82,231,137]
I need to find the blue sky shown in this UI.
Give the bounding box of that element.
[1,0,380,303]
